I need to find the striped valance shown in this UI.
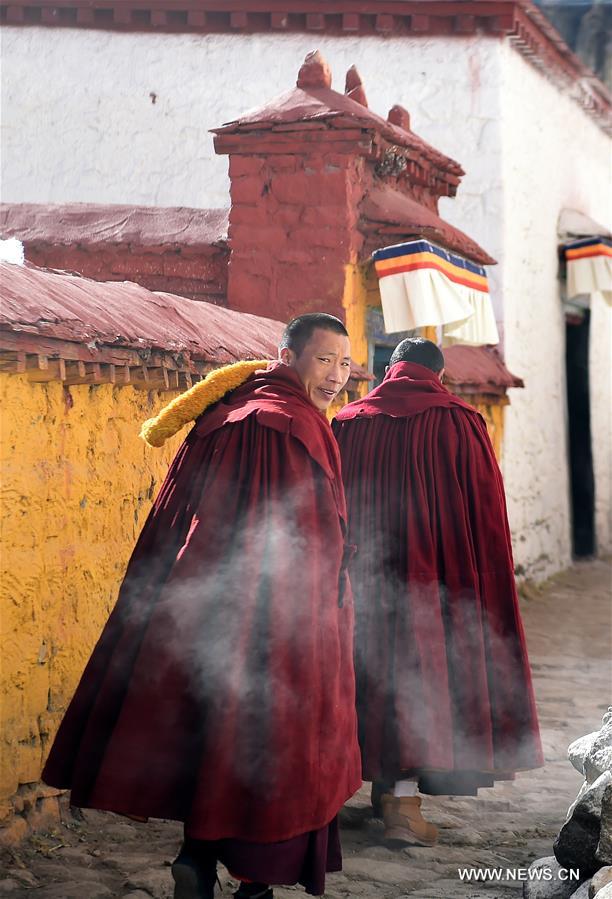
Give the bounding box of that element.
[372,240,499,345]
[564,237,612,301]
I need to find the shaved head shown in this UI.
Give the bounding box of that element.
[280,313,348,358]
[389,337,445,373]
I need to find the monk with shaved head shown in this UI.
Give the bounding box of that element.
[43,313,361,899]
[334,337,543,846]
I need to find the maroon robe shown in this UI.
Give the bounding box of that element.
[43,363,361,855]
[333,361,543,794]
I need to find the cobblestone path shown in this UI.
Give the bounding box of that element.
[1,560,610,899]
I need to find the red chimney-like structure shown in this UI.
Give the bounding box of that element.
[213,51,492,324]
[214,52,368,321]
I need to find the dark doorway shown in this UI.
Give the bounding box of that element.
[565,309,595,556]
[372,344,393,387]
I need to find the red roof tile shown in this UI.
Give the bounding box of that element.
[443,345,523,394]
[361,186,495,265]
[0,262,371,382]
[0,204,229,252]
[0,262,281,364]
[214,85,463,180]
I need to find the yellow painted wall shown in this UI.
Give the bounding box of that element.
[0,374,184,817]
[342,260,369,372]
[466,399,506,461]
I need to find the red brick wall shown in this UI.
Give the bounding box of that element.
[25,244,229,306]
[224,150,366,321]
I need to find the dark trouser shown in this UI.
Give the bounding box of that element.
[183,816,341,897]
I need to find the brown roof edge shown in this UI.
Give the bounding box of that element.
[214,80,464,183]
[0,262,371,387]
[0,203,229,250]
[443,345,524,395]
[0,261,282,361]
[360,186,495,266]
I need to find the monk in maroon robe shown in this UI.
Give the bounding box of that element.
[333,337,543,847]
[43,314,361,899]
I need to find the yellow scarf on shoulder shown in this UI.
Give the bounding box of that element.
[140,359,269,447]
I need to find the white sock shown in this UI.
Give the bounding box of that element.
[393,779,418,798]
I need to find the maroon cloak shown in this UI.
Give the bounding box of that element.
[43,363,361,847]
[333,361,543,794]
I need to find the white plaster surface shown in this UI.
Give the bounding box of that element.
[2,26,610,576]
[498,42,611,577]
[589,291,612,556]
[1,27,502,253]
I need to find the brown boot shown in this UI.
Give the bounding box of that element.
[381,794,439,847]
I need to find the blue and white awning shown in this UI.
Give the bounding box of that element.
[372,239,499,345]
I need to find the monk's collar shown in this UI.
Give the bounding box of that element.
[384,361,441,383]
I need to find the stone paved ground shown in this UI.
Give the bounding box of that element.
[1,559,610,899]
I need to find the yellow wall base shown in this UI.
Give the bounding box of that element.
[0,375,184,807]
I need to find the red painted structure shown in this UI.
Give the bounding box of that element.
[214,52,493,322]
[443,344,524,396]
[0,205,229,305]
[1,0,609,132]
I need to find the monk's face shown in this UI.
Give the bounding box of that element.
[283,328,351,411]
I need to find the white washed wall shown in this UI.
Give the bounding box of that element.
[499,41,611,577]
[589,291,612,556]
[2,27,502,250]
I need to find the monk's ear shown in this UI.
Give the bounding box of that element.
[279,347,294,366]
[438,367,445,382]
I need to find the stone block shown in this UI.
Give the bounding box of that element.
[274,249,315,265]
[0,815,28,847]
[591,867,612,896]
[124,868,173,898]
[301,205,350,228]
[228,249,273,278]
[555,773,612,876]
[228,223,288,250]
[569,733,599,776]
[290,226,348,250]
[229,205,275,227]
[229,177,265,205]
[585,721,612,785]
[571,882,593,899]
[3,869,37,888]
[271,171,348,206]
[275,264,344,318]
[226,271,272,317]
[27,795,61,832]
[33,884,112,899]
[268,154,298,172]
[523,857,584,899]
[597,785,612,864]
[274,205,304,228]
[228,155,264,178]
